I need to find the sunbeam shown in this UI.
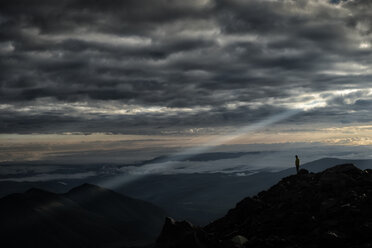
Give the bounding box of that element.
[100,108,302,189]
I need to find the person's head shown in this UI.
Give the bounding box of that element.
[295,155,298,158]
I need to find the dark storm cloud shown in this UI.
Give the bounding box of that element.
[0,102,294,134]
[1,0,372,134]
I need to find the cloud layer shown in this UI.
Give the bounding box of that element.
[1,0,372,134]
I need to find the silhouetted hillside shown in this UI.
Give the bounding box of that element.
[157,164,372,248]
[0,183,166,248]
[1,158,372,226]
[116,158,372,224]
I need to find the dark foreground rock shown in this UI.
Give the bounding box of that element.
[156,217,217,248]
[157,164,372,248]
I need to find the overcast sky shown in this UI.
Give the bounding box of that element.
[1,0,372,163]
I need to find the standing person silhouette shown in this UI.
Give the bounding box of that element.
[295,155,300,174]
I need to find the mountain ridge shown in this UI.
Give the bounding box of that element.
[1,157,372,225]
[156,163,372,248]
[0,183,167,248]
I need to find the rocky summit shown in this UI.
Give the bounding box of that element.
[156,164,372,248]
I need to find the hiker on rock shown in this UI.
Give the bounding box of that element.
[295,155,300,174]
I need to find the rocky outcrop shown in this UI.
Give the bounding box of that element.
[156,217,221,248]
[157,164,372,248]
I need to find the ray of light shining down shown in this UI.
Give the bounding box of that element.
[100,108,303,189]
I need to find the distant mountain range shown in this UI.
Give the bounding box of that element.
[1,157,372,226]
[0,183,166,248]
[1,158,372,247]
